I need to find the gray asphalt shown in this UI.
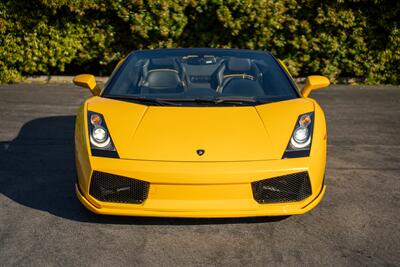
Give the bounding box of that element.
[0,83,399,266]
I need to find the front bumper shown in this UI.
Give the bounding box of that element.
[76,182,325,218]
[75,153,326,218]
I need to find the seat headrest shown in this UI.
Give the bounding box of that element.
[144,70,180,88]
[149,58,176,69]
[226,58,252,72]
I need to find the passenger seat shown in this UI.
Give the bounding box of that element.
[140,58,185,94]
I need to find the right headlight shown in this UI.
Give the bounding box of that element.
[90,126,110,146]
[283,112,314,158]
[87,111,119,158]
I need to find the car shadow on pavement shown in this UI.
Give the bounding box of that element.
[0,116,289,225]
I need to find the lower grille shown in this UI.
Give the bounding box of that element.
[89,171,149,204]
[251,172,312,203]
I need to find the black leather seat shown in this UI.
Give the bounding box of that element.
[214,58,258,93]
[141,70,184,94]
[141,58,177,77]
[221,79,265,97]
[140,58,185,94]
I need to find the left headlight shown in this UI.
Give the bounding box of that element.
[87,111,119,158]
[283,112,314,158]
[91,126,110,147]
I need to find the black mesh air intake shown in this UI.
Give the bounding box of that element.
[252,172,312,203]
[89,171,149,204]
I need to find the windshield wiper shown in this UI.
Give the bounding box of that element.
[214,96,258,104]
[105,95,178,106]
[160,97,258,104]
[156,98,217,104]
[106,95,268,106]
[155,97,265,105]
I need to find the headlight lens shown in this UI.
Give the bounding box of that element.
[283,112,314,158]
[92,126,108,143]
[299,114,311,127]
[293,127,309,144]
[90,126,111,148]
[87,111,119,158]
[90,114,102,126]
[92,127,107,143]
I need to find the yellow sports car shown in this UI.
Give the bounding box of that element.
[73,48,330,218]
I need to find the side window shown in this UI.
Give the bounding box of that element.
[107,59,141,95]
[257,60,297,97]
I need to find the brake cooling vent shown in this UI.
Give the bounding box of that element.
[89,171,149,204]
[251,172,312,203]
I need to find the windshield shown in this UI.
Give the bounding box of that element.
[103,49,298,106]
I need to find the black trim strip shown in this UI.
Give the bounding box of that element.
[91,149,119,158]
[283,149,310,158]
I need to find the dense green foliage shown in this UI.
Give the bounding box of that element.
[0,0,399,84]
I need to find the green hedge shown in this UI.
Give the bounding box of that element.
[0,0,399,84]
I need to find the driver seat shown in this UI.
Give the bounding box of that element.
[215,58,257,93]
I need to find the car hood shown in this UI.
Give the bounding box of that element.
[87,97,314,161]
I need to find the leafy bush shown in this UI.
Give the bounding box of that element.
[0,0,398,84]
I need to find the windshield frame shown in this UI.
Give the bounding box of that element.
[102,48,300,106]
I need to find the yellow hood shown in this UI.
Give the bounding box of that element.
[87,97,314,161]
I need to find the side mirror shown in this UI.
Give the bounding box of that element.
[302,75,330,97]
[73,74,101,96]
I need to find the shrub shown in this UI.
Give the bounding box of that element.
[0,0,398,84]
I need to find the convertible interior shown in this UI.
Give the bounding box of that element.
[112,54,291,99]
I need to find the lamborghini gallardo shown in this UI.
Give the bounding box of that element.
[73,48,330,217]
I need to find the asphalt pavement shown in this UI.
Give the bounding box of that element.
[0,83,399,266]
